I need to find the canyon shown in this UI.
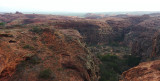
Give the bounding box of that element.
[0,12,160,81]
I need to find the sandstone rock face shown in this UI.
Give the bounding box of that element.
[121,60,160,81]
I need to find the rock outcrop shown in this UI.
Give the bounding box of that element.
[0,28,100,81]
[121,60,160,81]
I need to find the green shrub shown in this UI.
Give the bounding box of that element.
[29,27,43,34]
[32,37,37,41]
[23,45,35,50]
[28,55,41,64]
[0,22,5,26]
[98,54,140,81]
[39,69,53,79]
[98,54,141,81]
[99,64,119,81]
[98,54,125,81]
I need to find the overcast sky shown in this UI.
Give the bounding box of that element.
[0,0,160,12]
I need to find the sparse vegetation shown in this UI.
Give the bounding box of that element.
[98,54,141,81]
[23,45,35,50]
[27,55,41,64]
[108,42,120,47]
[32,37,37,41]
[65,35,74,42]
[16,55,41,72]
[16,60,26,72]
[57,68,64,71]
[98,54,125,81]
[123,55,141,67]
[0,22,5,26]
[29,27,43,34]
[39,69,54,79]
[48,45,55,50]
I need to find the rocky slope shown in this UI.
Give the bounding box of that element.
[0,27,99,81]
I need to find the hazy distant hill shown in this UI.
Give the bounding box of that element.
[1,11,160,17]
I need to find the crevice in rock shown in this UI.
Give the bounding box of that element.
[9,40,16,43]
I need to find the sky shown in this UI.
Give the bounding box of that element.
[0,0,160,12]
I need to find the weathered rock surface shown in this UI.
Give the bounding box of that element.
[121,60,160,81]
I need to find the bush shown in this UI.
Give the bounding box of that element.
[39,69,53,79]
[27,55,41,64]
[99,64,119,81]
[29,27,43,34]
[98,54,125,81]
[98,54,141,81]
[32,37,37,41]
[23,45,35,50]
[0,22,5,26]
